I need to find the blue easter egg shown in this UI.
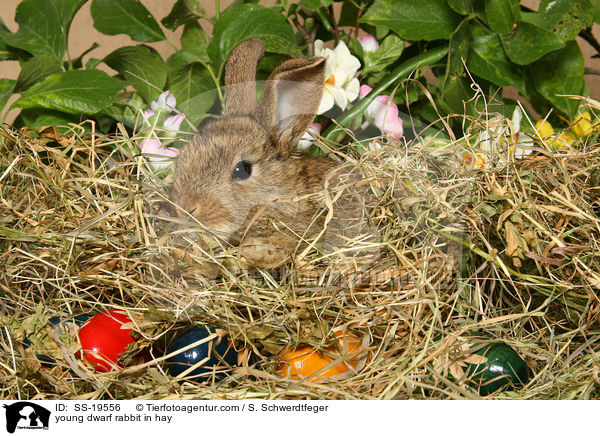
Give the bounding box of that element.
[24,314,93,366]
[165,326,238,379]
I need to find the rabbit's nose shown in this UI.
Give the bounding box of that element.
[187,193,232,230]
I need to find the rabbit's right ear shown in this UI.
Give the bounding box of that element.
[223,38,265,117]
[257,56,326,153]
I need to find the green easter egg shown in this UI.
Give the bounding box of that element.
[464,342,529,396]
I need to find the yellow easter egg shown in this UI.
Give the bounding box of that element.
[572,112,595,138]
[555,132,576,150]
[534,119,554,138]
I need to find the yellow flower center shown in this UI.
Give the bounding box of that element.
[325,74,335,86]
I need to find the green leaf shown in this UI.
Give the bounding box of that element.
[0,79,16,113]
[362,34,405,74]
[208,4,299,71]
[101,92,146,128]
[299,0,333,10]
[0,17,17,60]
[168,24,212,69]
[362,0,461,41]
[13,70,124,115]
[447,0,471,15]
[103,45,167,103]
[16,56,63,92]
[500,21,564,65]
[55,0,88,34]
[167,51,203,70]
[91,0,165,43]
[530,40,584,118]
[162,0,206,31]
[537,0,597,42]
[70,42,100,69]
[17,109,85,131]
[1,0,64,59]
[467,26,526,94]
[440,75,473,114]
[484,0,517,34]
[85,57,102,70]
[338,1,361,27]
[168,63,217,127]
[445,19,470,78]
[180,23,210,64]
[0,0,86,61]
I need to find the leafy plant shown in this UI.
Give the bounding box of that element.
[0,0,598,141]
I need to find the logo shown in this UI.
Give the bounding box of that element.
[3,402,50,434]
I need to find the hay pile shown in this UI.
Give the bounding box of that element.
[1,107,599,400]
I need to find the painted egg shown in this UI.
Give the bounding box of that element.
[278,331,367,382]
[464,342,529,396]
[24,314,93,367]
[436,337,529,396]
[77,310,136,372]
[165,326,238,379]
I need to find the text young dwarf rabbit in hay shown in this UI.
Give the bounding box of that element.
[171,38,375,269]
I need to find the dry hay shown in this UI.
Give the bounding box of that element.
[0,108,599,400]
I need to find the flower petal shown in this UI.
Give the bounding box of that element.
[359,84,373,99]
[511,106,522,133]
[344,78,360,102]
[314,40,325,56]
[164,113,186,132]
[297,123,322,150]
[359,34,379,52]
[328,85,349,110]
[151,91,177,111]
[336,55,361,75]
[318,89,335,114]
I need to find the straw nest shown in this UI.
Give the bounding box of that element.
[1,104,599,400]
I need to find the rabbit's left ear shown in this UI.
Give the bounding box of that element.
[224,38,265,117]
[257,57,326,152]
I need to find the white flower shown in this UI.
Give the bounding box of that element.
[464,107,533,168]
[510,106,534,158]
[297,123,322,150]
[358,34,379,52]
[151,91,176,112]
[314,40,361,114]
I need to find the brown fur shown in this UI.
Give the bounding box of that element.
[171,38,337,268]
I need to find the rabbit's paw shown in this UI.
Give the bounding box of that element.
[239,236,296,269]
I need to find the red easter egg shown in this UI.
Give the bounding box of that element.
[77,310,136,372]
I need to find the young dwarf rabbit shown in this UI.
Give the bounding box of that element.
[171,38,339,269]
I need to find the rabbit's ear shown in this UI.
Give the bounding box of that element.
[223,38,265,117]
[257,56,326,151]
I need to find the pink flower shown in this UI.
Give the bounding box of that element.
[297,123,322,150]
[358,34,379,52]
[359,85,403,140]
[163,114,186,132]
[140,138,179,169]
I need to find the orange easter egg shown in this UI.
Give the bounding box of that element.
[278,331,367,382]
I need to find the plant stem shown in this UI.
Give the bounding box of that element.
[215,0,221,19]
[323,45,449,139]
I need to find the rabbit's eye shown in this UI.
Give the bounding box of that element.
[232,160,252,180]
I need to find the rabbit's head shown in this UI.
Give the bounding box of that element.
[171,38,330,238]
